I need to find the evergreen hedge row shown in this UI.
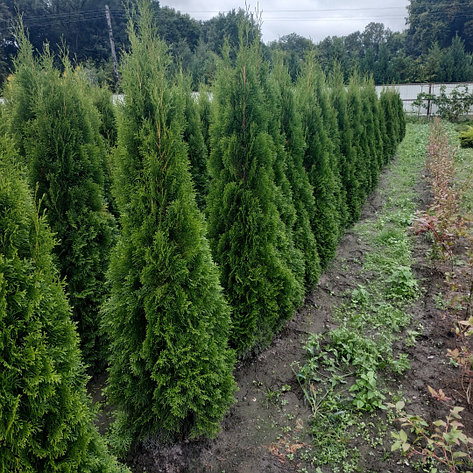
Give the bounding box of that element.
[207,42,405,358]
[1,2,406,456]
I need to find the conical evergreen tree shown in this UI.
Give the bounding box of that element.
[360,79,381,192]
[366,78,385,177]
[178,74,209,210]
[328,64,359,225]
[206,33,301,356]
[396,92,406,143]
[263,60,305,297]
[380,88,404,160]
[89,84,119,217]
[0,138,128,473]
[380,89,396,161]
[197,83,212,157]
[375,88,390,167]
[296,57,340,268]
[103,1,235,449]
[347,74,368,215]
[311,62,348,233]
[4,32,115,371]
[272,59,321,288]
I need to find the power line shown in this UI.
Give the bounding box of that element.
[0,4,472,35]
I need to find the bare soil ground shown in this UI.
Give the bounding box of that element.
[91,146,473,473]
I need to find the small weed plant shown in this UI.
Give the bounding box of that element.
[390,398,473,473]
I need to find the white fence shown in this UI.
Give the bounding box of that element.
[375,82,473,116]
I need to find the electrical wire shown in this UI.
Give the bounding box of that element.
[0,3,472,35]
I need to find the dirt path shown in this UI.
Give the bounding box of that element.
[121,126,473,473]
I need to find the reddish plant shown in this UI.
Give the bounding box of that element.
[413,119,473,405]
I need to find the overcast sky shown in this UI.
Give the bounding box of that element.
[160,0,410,43]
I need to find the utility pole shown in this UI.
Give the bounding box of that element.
[105,4,119,86]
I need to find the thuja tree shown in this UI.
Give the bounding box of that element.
[0,141,128,473]
[263,62,305,296]
[197,84,212,154]
[328,64,359,225]
[380,89,396,161]
[396,92,406,143]
[206,35,301,356]
[90,84,119,216]
[366,78,385,176]
[103,1,235,449]
[347,75,369,214]
[380,88,404,160]
[179,74,209,209]
[310,61,348,233]
[360,80,381,193]
[5,33,115,371]
[272,59,321,288]
[296,57,341,268]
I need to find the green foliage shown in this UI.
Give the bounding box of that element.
[207,33,302,356]
[267,33,315,81]
[396,92,407,143]
[407,1,473,56]
[360,80,381,193]
[197,85,212,153]
[264,63,306,297]
[0,141,127,473]
[460,126,473,148]
[179,74,209,210]
[104,0,235,448]
[413,85,473,123]
[296,58,341,268]
[89,84,119,216]
[380,89,395,159]
[313,64,349,232]
[390,401,473,472]
[272,59,321,288]
[1,0,129,87]
[347,74,368,217]
[328,64,359,226]
[438,35,473,82]
[4,29,115,371]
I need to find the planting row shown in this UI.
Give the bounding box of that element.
[0,1,405,469]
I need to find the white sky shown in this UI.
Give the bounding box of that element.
[161,0,411,43]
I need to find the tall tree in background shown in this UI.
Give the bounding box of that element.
[268,33,315,82]
[2,0,128,82]
[4,29,115,371]
[103,0,235,450]
[207,33,301,356]
[0,134,128,473]
[438,34,473,82]
[407,0,473,56]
